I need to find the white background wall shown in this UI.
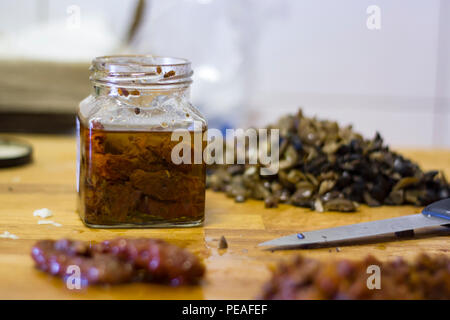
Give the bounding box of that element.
[0,0,449,147]
[245,0,450,148]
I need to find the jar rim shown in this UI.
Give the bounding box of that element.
[90,55,193,88]
[92,55,191,68]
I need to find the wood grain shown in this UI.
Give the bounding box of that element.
[0,134,449,299]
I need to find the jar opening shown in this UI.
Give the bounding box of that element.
[90,55,193,88]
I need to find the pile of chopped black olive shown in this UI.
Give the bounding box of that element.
[206,109,450,212]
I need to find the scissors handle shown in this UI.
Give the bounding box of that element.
[422,198,450,221]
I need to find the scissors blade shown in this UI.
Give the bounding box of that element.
[258,213,448,249]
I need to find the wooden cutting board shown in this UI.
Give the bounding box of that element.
[0,134,449,299]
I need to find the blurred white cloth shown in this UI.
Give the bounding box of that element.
[0,0,136,62]
[0,17,119,62]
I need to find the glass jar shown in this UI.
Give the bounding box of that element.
[76,55,207,228]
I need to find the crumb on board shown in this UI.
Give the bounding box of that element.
[218,235,228,249]
[0,231,19,240]
[37,220,62,227]
[33,208,53,218]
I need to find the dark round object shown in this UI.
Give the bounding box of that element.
[0,137,33,168]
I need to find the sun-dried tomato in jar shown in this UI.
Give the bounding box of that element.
[76,56,207,227]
